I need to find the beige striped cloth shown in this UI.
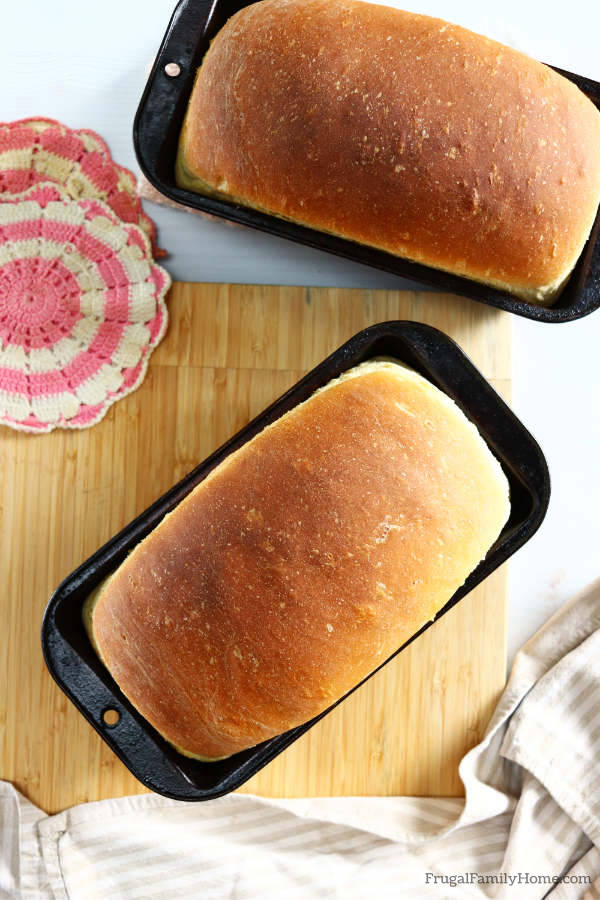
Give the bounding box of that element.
[2,580,600,900]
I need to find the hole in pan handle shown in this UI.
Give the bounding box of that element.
[102,708,120,727]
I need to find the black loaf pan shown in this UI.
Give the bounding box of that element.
[42,321,550,801]
[134,0,600,324]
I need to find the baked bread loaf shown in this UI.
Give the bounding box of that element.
[84,361,510,760]
[176,0,600,304]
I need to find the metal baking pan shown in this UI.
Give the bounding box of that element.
[133,0,600,324]
[42,321,550,801]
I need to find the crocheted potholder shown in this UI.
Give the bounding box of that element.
[0,183,170,433]
[0,117,163,256]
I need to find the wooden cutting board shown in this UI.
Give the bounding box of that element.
[0,283,511,814]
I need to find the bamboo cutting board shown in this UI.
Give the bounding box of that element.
[0,283,511,814]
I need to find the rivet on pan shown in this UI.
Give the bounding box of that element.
[165,62,181,78]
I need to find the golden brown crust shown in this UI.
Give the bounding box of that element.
[176,0,600,303]
[87,362,509,759]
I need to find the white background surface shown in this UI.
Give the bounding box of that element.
[3,0,600,664]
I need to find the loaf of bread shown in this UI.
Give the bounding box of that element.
[176,0,600,304]
[84,361,510,760]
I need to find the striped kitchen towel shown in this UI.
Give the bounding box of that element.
[3,580,600,900]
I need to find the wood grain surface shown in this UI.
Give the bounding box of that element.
[0,283,511,814]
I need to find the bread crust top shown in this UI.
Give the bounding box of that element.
[87,362,509,759]
[177,0,600,303]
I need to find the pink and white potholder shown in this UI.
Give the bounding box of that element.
[0,183,170,433]
[0,117,163,256]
